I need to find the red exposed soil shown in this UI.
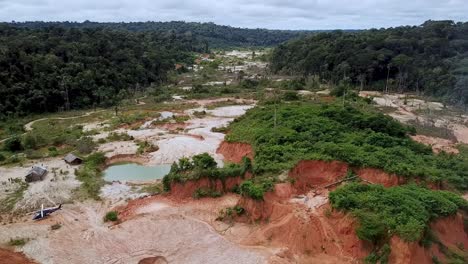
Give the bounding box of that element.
[169,173,252,200]
[217,141,253,164]
[237,185,370,262]
[288,160,348,193]
[355,168,405,187]
[0,248,37,264]
[119,157,467,263]
[432,213,468,250]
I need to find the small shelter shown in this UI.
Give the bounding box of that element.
[64,153,83,165]
[25,166,47,182]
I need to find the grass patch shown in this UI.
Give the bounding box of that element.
[0,180,28,213]
[8,238,27,246]
[74,152,106,200]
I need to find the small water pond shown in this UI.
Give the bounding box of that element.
[104,163,171,182]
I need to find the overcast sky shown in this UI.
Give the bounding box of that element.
[1,0,468,30]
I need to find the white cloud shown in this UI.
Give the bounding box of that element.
[0,0,467,29]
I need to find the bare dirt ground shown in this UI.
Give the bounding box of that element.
[0,197,269,264]
[360,91,468,151]
[0,158,79,215]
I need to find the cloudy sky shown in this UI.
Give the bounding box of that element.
[1,0,468,30]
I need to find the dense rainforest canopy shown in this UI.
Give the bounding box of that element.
[0,25,199,118]
[270,20,468,105]
[5,21,310,49]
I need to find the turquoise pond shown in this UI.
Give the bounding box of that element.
[103,163,171,182]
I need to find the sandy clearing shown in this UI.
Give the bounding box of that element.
[0,158,79,214]
[0,198,268,264]
[411,135,459,154]
[100,183,147,204]
[360,91,468,144]
[98,141,139,157]
[146,105,254,166]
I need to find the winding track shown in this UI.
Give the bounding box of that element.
[0,110,106,143]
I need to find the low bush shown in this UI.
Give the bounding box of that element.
[104,211,118,222]
[330,183,467,244]
[3,136,23,152]
[106,132,133,142]
[8,238,27,246]
[163,153,252,192]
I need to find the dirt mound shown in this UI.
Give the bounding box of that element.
[138,256,168,264]
[217,141,253,163]
[288,160,348,193]
[237,188,369,262]
[0,248,37,264]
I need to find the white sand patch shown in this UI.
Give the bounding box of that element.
[135,202,169,215]
[98,141,139,157]
[290,192,328,212]
[82,122,109,132]
[206,105,254,117]
[148,105,254,165]
[100,182,147,203]
[140,111,174,129]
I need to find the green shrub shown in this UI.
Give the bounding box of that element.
[22,133,38,149]
[75,137,96,154]
[239,180,265,200]
[3,136,23,152]
[51,223,62,230]
[330,183,467,244]
[0,153,5,162]
[163,154,252,192]
[106,132,133,142]
[104,211,118,222]
[75,152,106,200]
[8,238,26,246]
[192,153,217,169]
[283,91,299,101]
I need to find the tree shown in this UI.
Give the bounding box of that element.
[4,137,23,152]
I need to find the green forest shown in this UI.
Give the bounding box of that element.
[270,20,468,106]
[0,25,199,118]
[5,21,309,48]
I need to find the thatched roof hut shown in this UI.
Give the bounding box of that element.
[25,166,47,182]
[64,153,82,165]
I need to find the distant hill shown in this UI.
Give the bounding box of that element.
[4,21,318,48]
